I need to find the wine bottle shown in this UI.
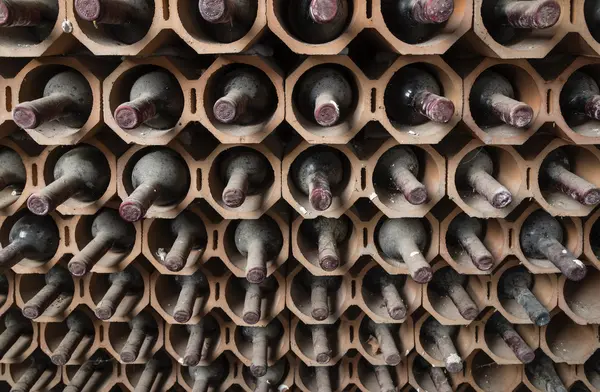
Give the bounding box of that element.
[292,149,344,211]
[27,145,110,216]
[0,213,59,268]
[0,311,30,359]
[241,276,276,325]
[188,356,227,392]
[377,218,433,283]
[520,210,587,281]
[302,216,349,271]
[373,365,397,392]
[114,71,184,130]
[525,352,568,392]
[482,0,561,44]
[499,267,550,326]
[250,358,287,392]
[381,0,454,44]
[0,0,58,27]
[415,356,453,392]
[559,71,600,127]
[63,352,111,392]
[197,0,257,43]
[376,146,428,205]
[50,311,93,365]
[306,324,332,363]
[366,320,402,365]
[295,67,353,127]
[22,265,73,319]
[304,274,341,321]
[213,68,274,125]
[119,149,189,222]
[134,355,167,392]
[455,148,513,209]
[120,312,157,363]
[13,72,92,129]
[385,66,455,125]
[540,148,600,206]
[313,366,333,392]
[488,312,535,363]
[94,268,144,320]
[162,212,206,272]
[432,268,479,320]
[363,267,407,320]
[241,322,281,377]
[182,317,217,366]
[234,217,283,284]
[220,150,268,208]
[68,209,136,276]
[10,351,50,392]
[469,70,534,128]
[447,213,494,271]
[422,318,462,373]
[0,148,26,209]
[173,271,208,323]
[286,0,349,44]
[584,0,600,43]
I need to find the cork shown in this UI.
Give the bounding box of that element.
[103,309,163,364]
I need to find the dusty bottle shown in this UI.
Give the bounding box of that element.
[306,324,332,364]
[432,268,479,320]
[526,352,568,392]
[51,311,93,365]
[365,320,402,365]
[249,358,287,392]
[114,71,183,131]
[68,209,136,276]
[286,0,349,44]
[373,365,397,392]
[0,148,26,209]
[585,0,600,43]
[22,265,73,319]
[119,149,189,222]
[381,0,454,44]
[13,71,92,130]
[0,213,59,268]
[363,266,407,320]
[182,317,217,366]
[0,0,58,27]
[133,355,168,392]
[488,312,535,363]
[560,71,600,126]
[213,68,274,125]
[63,352,111,392]
[94,268,144,320]
[301,273,341,321]
[414,356,453,392]
[385,66,455,125]
[482,0,561,44]
[303,216,349,271]
[241,277,276,325]
[220,150,269,208]
[27,145,110,216]
[0,311,31,359]
[520,210,587,281]
[10,351,51,392]
[292,149,344,211]
[376,146,428,205]
[470,70,534,129]
[313,366,333,392]
[448,213,494,271]
[500,267,550,326]
[162,212,207,272]
[74,0,152,44]
[173,271,208,323]
[296,67,353,127]
[197,0,257,42]
[235,217,283,284]
[422,318,462,373]
[241,321,281,377]
[120,312,157,363]
[540,148,600,206]
[188,356,227,392]
[377,218,433,283]
[455,148,513,209]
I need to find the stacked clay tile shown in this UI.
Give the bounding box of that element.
[2,0,600,391]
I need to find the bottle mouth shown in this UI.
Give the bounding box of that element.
[199,0,230,24]
[421,0,455,24]
[310,0,339,24]
[314,101,340,127]
[13,105,40,129]
[0,1,12,26]
[532,0,561,29]
[74,0,103,21]
[115,105,144,130]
